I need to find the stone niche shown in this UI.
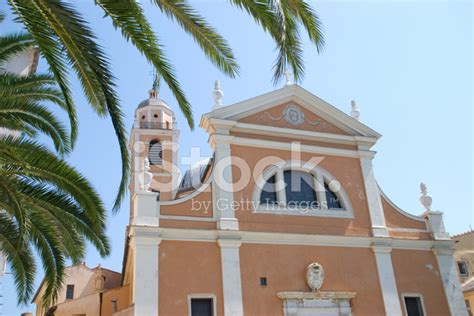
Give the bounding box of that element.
[277,291,356,316]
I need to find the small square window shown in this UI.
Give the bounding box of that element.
[404,296,424,316]
[260,277,267,286]
[190,298,213,316]
[66,284,74,300]
[458,261,469,276]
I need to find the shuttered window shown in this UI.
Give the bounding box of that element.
[149,140,162,165]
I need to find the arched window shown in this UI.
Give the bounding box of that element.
[284,170,318,207]
[260,175,277,204]
[148,140,162,165]
[254,161,351,217]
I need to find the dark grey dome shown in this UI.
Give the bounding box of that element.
[178,158,212,192]
[137,97,169,109]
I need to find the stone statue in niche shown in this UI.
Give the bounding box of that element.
[306,262,324,292]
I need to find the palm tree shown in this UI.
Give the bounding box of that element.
[6,0,325,211]
[0,32,110,306]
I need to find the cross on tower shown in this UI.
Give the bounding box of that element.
[148,67,160,91]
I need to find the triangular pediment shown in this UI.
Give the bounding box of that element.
[239,101,350,135]
[201,85,381,139]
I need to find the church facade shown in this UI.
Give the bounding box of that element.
[118,83,467,316]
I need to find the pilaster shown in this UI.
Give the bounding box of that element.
[433,242,469,316]
[212,135,239,230]
[130,226,161,316]
[218,236,244,316]
[359,151,388,237]
[372,240,402,316]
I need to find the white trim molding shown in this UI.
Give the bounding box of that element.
[213,141,239,230]
[207,118,378,147]
[433,243,469,316]
[209,133,376,159]
[153,227,444,251]
[130,227,161,316]
[218,237,244,316]
[200,84,381,139]
[187,293,217,316]
[359,154,388,237]
[278,291,356,316]
[378,185,427,223]
[372,240,403,316]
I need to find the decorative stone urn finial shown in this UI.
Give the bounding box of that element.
[419,182,432,211]
[350,100,360,120]
[212,80,223,110]
[141,157,153,192]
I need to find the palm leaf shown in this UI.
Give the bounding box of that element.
[0,212,36,304]
[9,0,129,210]
[0,137,107,230]
[95,0,195,129]
[153,0,238,77]
[0,32,35,64]
[8,0,78,146]
[0,100,71,154]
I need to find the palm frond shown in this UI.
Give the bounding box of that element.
[9,0,129,210]
[0,212,36,304]
[27,212,65,307]
[228,0,324,83]
[0,137,110,305]
[8,0,78,147]
[95,0,194,129]
[0,100,71,154]
[0,32,35,64]
[0,137,108,231]
[0,73,67,107]
[153,0,238,77]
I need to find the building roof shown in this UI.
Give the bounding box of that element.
[137,97,170,110]
[462,276,474,293]
[452,229,474,239]
[31,263,120,303]
[200,84,381,139]
[178,158,212,192]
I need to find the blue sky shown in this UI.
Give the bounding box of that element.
[1,0,472,314]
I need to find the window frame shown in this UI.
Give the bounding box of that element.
[402,293,426,316]
[187,293,216,316]
[253,160,353,218]
[65,284,75,300]
[458,260,469,276]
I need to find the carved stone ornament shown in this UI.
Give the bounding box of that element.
[306,262,324,292]
[284,105,305,125]
[257,104,330,128]
[419,182,432,211]
[141,157,153,192]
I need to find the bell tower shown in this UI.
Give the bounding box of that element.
[129,81,180,203]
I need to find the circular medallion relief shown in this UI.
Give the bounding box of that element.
[283,105,305,125]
